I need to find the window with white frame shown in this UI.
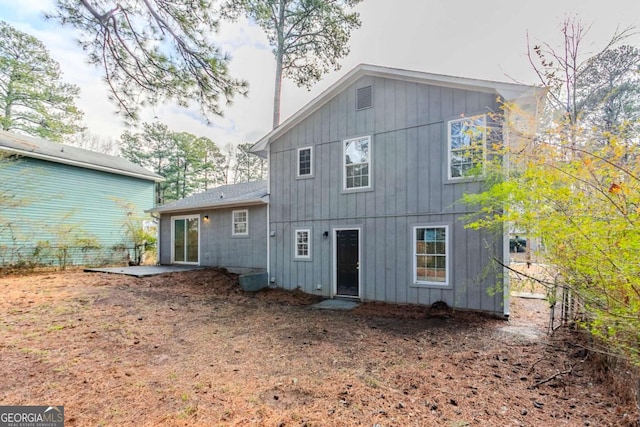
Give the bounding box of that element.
[344,136,371,190]
[294,229,311,259]
[413,225,448,285]
[232,209,248,236]
[297,147,313,177]
[448,115,486,179]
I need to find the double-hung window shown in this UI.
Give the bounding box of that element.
[297,147,313,177]
[448,115,486,179]
[294,229,311,259]
[413,225,448,286]
[232,210,248,236]
[344,136,371,190]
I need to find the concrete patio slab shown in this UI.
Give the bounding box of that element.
[311,299,360,310]
[84,265,203,277]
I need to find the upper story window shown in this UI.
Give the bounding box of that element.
[448,115,487,179]
[232,209,248,236]
[343,136,371,190]
[297,147,313,178]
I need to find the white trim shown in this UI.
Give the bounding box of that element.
[170,214,200,265]
[156,216,161,266]
[293,228,311,259]
[296,146,314,178]
[232,209,249,236]
[503,222,511,317]
[332,227,362,298]
[412,224,449,287]
[266,149,271,280]
[447,114,487,181]
[150,198,267,214]
[343,135,372,191]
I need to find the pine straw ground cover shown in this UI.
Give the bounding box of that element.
[0,269,637,426]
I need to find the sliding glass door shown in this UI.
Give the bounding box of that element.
[172,216,199,264]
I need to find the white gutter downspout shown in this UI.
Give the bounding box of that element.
[503,106,511,319]
[266,149,271,285]
[152,213,161,266]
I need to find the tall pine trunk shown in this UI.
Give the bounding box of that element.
[273,52,283,129]
[272,0,286,129]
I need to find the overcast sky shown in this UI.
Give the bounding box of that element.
[1,0,639,147]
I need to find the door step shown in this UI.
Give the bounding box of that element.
[311,299,360,310]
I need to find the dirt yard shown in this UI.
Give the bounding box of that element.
[0,269,637,426]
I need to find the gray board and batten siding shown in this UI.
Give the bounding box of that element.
[256,65,543,317]
[153,181,268,271]
[157,205,267,270]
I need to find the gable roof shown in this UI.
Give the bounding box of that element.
[251,63,546,157]
[0,130,164,182]
[151,180,268,214]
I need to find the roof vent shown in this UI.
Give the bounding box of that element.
[356,85,372,110]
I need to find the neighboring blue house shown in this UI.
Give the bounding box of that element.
[0,130,163,267]
[250,64,544,317]
[152,180,268,272]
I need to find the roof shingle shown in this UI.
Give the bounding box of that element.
[152,180,268,213]
[0,130,163,182]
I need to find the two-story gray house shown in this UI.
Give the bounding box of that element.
[251,64,543,317]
